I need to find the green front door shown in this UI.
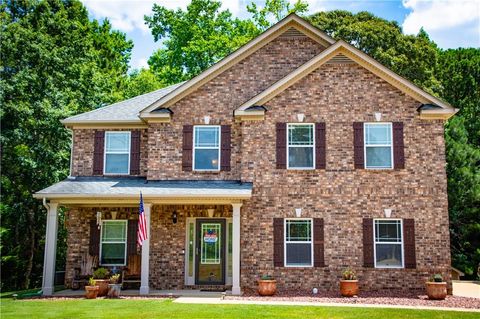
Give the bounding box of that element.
[195,219,226,285]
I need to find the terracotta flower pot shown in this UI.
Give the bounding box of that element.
[426,282,447,300]
[85,286,99,299]
[257,279,277,296]
[107,284,122,298]
[340,280,359,297]
[95,279,109,296]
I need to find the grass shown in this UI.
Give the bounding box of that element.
[0,298,478,319]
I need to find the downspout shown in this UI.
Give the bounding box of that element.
[68,128,74,179]
[42,197,50,211]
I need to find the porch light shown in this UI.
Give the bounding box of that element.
[172,211,178,224]
[374,112,382,121]
[297,113,305,122]
[295,208,302,217]
[96,211,102,229]
[204,115,211,124]
[384,208,392,218]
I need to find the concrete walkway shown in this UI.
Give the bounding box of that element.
[453,281,480,298]
[174,297,480,313]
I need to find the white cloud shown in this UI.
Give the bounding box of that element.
[402,0,480,34]
[132,57,149,69]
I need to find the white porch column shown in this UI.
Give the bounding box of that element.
[140,203,152,295]
[42,202,58,296]
[231,203,242,295]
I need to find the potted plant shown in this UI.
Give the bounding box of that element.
[340,268,359,297]
[107,274,121,298]
[257,275,277,296]
[426,274,447,300]
[85,277,99,299]
[93,267,110,297]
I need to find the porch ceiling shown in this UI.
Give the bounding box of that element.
[34,177,252,205]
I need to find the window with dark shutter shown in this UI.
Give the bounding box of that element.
[313,218,325,267]
[403,219,416,269]
[182,125,193,171]
[273,218,284,267]
[130,130,141,175]
[315,123,326,169]
[221,125,231,171]
[93,131,105,175]
[89,220,100,257]
[127,219,139,256]
[276,123,286,169]
[363,218,374,267]
[353,122,364,169]
[393,122,405,169]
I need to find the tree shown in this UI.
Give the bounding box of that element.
[145,0,258,85]
[247,0,308,31]
[0,0,132,290]
[122,68,165,100]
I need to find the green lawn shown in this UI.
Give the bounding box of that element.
[0,298,478,319]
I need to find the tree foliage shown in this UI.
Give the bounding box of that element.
[247,0,308,31]
[0,0,133,290]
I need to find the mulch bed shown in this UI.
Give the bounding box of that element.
[226,288,480,310]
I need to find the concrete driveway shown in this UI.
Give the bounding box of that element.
[453,281,480,298]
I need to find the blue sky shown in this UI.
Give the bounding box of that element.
[81,0,480,70]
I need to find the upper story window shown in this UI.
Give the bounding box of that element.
[374,219,403,268]
[364,123,392,169]
[100,220,127,266]
[104,132,131,174]
[193,126,220,171]
[287,124,314,169]
[285,219,313,267]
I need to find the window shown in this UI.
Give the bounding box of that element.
[193,126,220,171]
[285,219,313,267]
[364,123,393,169]
[287,124,315,169]
[100,220,127,266]
[374,219,403,268]
[104,132,130,174]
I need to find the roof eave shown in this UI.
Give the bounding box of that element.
[418,108,459,120]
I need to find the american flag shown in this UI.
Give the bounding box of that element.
[137,192,147,246]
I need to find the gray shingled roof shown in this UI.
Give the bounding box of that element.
[62,82,185,124]
[34,177,253,199]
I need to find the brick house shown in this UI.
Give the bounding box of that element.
[35,14,457,296]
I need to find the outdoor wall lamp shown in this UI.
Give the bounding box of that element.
[172,211,178,224]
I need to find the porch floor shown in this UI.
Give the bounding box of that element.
[52,289,231,298]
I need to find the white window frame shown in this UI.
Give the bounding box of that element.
[103,131,131,175]
[373,218,404,269]
[364,123,394,169]
[287,123,315,170]
[99,220,128,266]
[192,125,221,171]
[284,218,314,267]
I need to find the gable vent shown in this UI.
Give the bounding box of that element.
[279,27,306,39]
[326,54,354,64]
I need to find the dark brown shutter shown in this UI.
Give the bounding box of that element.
[127,219,139,256]
[130,130,141,175]
[403,219,416,269]
[89,220,100,257]
[276,123,286,169]
[273,218,284,267]
[313,218,325,267]
[315,123,326,169]
[220,125,231,171]
[182,125,193,171]
[353,122,364,169]
[93,131,105,175]
[393,122,405,169]
[363,218,374,267]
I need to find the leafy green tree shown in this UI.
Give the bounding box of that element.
[145,0,258,84]
[247,0,308,31]
[0,0,132,290]
[122,68,165,100]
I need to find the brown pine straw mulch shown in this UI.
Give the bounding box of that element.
[226,288,480,310]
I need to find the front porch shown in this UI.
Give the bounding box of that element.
[34,178,252,296]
